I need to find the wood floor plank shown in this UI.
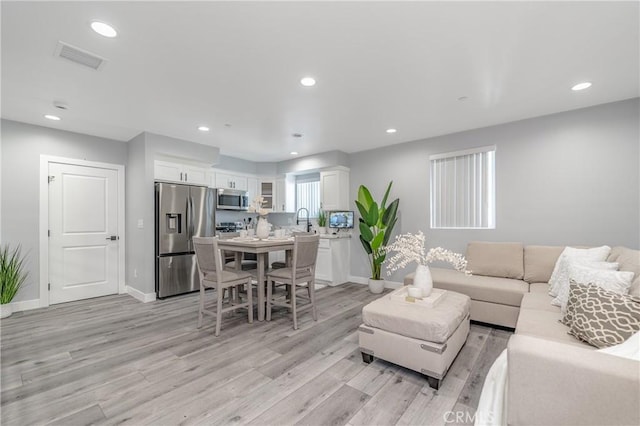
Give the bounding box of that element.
[295,384,370,426]
[0,283,512,425]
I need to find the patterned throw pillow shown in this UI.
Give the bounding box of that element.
[561,280,582,326]
[568,283,640,348]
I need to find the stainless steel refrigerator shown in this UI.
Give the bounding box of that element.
[155,182,216,298]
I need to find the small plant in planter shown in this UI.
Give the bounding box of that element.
[317,209,327,234]
[355,181,399,293]
[1,244,28,318]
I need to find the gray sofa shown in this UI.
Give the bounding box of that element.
[405,242,640,425]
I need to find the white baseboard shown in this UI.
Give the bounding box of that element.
[126,286,156,303]
[8,298,42,313]
[348,275,403,289]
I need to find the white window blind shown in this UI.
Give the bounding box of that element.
[295,174,320,218]
[430,146,496,229]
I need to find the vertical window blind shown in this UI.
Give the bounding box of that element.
[295,173,320,218]
[430,146,496,229]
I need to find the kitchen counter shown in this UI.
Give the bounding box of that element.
[319,233,352,239]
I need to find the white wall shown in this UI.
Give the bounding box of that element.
[349,98,640,282]
[0,119,128,302]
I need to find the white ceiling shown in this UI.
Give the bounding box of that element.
[2,1,638,162]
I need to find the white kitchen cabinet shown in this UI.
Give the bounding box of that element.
[247,177,259,203]
[215,172,248,191]
[320,168,350,211]
[154,160,208,185]
[260,180,274,210]
[315,237,350,286]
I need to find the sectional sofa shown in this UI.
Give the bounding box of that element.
[404,242,640,425]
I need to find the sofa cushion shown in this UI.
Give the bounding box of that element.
[466,242,524,280]
[515,308,591,348]
[548,246,612,297]
[607,246,640,298]
[523,245,564,283]
[568,283,640,348]
[528,283,550,294]
[406,267,529,307]
[520,292,560,314]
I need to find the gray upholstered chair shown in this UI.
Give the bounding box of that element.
[193,237,253,336]
[266,234,320,329]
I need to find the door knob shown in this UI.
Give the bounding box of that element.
[106,235,119,241]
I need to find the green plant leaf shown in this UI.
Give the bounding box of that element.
[355,200,368,222]
[382,217,398,245]
[370,231,385,251]
[374,252,386,266]
[380,181,393,209]
[382,198,399,226]
[366,202,379,226]
[359,235,372,255]
[359,222,373,242]
[357,185,374,209]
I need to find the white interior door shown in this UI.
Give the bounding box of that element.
[49,162,119,304]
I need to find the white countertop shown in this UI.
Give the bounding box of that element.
[319,233,352,239]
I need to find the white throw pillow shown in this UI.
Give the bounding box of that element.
[598,331,640,362]
[553,263,633,314]
[548,246,611,297]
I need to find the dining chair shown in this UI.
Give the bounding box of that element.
[266,233,320,329]
[193,237,253,336]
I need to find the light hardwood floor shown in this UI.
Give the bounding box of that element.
[1,283,511,426]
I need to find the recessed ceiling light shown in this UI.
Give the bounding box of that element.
[197,126,210,132]
[386,128,397,134]
[300,77,316,87]
[44,114,61,121]
[571,82,592,91]
[90,21,118,38]
[290,151,299,155]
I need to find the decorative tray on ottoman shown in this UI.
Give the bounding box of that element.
[391,287,448,308]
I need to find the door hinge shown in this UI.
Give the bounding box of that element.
[48,230,50,237]
[48,175,55,183]
[48,283,51,291]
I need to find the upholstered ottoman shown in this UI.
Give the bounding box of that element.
[358,288,471,389]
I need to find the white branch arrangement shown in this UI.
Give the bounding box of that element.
[384,231,469,275]
[247,196,269,216]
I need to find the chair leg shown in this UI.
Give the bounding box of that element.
[215,284,223,336]
[309,280,318,321]
[291,283,298,330]
[247,280,253,324]
[266,279,273,321]
[197,285,205,328]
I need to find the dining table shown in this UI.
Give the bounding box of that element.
[217,236,294,321]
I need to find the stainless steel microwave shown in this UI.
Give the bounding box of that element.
[216,188,249,211]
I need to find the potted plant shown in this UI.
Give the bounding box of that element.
[317,209,327,234]
[355,181,399,293]
[1,244,28,318]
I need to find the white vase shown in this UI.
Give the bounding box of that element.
[256,216,270,239]
[413,264,433,297]
[0,303,13,319]
[368,278,385,294]
[318,227,327,235]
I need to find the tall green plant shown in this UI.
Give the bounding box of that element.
[0,244,28,304]
[317,209,327,227]
[355,182,399,280]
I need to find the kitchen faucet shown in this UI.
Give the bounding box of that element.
[295,207,312,232]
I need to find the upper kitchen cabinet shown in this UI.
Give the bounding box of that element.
[260,180,274,210]
[154,160,208,186]
[215,172,248,191]
[320,168,350,211]
[247,177,259,203]
[274,176,295,213]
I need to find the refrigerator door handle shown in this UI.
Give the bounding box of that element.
[188,196,195,244]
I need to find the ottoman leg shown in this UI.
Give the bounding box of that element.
[361,352,374,364]
[426,375,441,390]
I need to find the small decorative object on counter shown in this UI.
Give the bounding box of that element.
[248,196,270,239]
[384,231,468,298]
[317,209,327,234]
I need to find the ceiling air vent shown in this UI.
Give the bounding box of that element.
[54,41,106,70]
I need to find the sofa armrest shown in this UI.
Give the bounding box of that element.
[507,334,640,426]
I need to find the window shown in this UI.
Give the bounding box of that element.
[295,173,320,217]
[430,146,496,229]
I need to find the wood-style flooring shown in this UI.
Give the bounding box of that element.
[1,283,511,426]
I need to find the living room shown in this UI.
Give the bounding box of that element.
[1,2,639,425]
